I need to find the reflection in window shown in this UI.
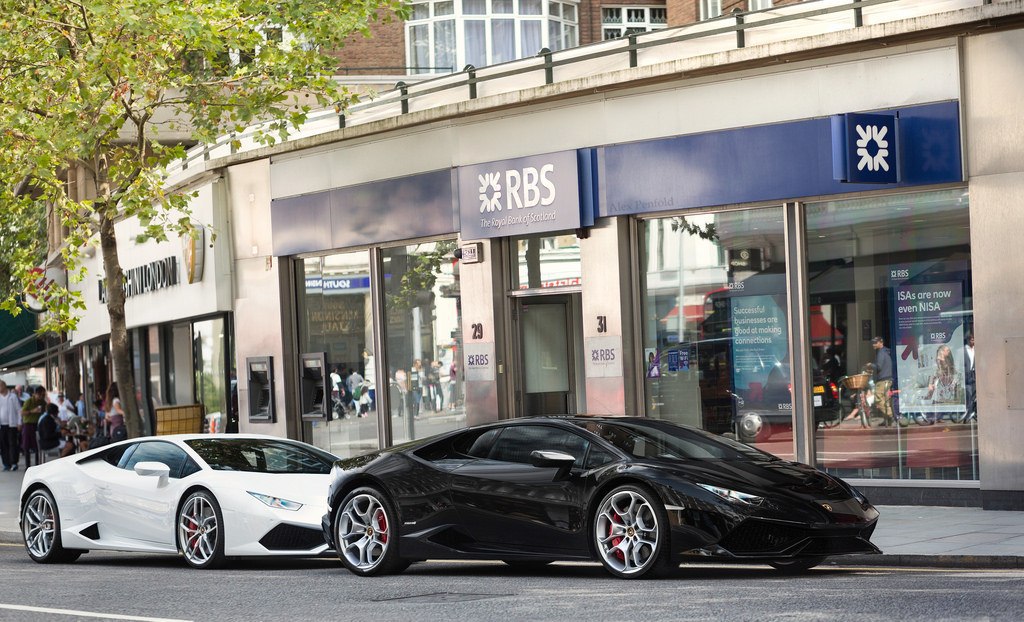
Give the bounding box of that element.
[384,240,465,445]
[297,252,379,458]
[512,232,582,290]
[808,189,975,481]
[193,317,228,434]
[640,209,792,459]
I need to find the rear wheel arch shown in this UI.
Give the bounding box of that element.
[331,475,396,518]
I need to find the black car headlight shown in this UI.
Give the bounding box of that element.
[697,483,764,506]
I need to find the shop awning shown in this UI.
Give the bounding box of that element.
[0,310,41,370]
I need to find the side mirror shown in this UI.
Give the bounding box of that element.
[530,450,576,480]
[134,461,171,481]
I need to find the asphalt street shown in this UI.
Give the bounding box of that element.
[1,545,1022,622]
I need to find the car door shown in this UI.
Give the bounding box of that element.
[450,424,591,555]
[94,441,194,548]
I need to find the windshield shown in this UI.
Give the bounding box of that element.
[573,419,776,462]
[185,439,336,474]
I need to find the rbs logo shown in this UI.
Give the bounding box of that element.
[479,164,556,213]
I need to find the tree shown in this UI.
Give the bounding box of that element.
[0,0,407,437]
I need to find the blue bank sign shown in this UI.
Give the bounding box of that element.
[832,112,899,184]
[458,150,582,239]
[600,102,961,217]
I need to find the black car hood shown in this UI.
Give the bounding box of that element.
[636,456,855,503]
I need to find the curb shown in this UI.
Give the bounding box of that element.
[831,554,1024,569]
[0,530,21,545]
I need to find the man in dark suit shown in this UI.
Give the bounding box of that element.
[963,332,976,422]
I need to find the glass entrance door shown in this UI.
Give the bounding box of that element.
[514,295,582,416]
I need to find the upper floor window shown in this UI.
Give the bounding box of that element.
[601,6,667,40]
[748,0,773,10]
[700,0,722,20]
[407,0,579,75]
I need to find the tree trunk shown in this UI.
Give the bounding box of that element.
[98,211,144,438]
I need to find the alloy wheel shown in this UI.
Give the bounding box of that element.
[23,492,56,559]
[338,493,391,571]
[179,494,219,566]
[595,489,661,575]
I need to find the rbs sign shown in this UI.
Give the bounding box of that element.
[478,165,556,213]
[459,150,580,239]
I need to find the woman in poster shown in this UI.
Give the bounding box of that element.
[923,344,963,422]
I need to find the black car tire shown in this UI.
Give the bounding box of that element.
[335,486,405,576]
[177,490,227,569]
[768,556,826,573]
[593,484,674,579]
[22,488,83,564]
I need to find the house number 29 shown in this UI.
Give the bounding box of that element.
[471,323,484,340]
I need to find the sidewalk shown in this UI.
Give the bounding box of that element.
[1,466,1023,567]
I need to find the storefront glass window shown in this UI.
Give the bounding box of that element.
[298,252,379,458]
[808,188,976,481]
[640,208,793,459]
[193,317,228,433]
[383,240,464,444]
[513,232,582,290]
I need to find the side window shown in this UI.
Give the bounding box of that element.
[584,446,617,469]
[180,457,202,478]
[455,428,502,458]
[122,441,190,479]
[488,426,590,468]
[101,443,132,467]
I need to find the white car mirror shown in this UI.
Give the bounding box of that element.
[134,461,171,479]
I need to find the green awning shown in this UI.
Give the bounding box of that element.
[0,310,41,369]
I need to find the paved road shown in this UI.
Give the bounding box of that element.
[1,544,1022,622]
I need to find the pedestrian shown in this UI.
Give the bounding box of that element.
[963,331,977,422]
[0,381,22,471]
[20,385,48,468]
[871,336,895,426]
[105,382,126,441]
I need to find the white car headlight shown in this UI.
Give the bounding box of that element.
[697,483,763,506]
[247,491,303,511]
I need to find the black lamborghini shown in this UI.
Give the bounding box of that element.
[322,416,880,579]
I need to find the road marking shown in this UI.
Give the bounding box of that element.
[0,604,192,622]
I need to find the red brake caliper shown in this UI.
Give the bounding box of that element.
[610,513,624,561]
[186,515,199,549]
[376,510,388,544]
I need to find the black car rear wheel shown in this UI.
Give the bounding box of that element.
[335,487,405,576]
[593,484,673,579]
[768,556,826,573]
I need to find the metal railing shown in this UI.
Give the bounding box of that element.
[167,0,995,179]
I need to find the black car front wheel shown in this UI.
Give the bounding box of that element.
[768,556,827,573]
[335,487,406,576]
[593,484,673,579]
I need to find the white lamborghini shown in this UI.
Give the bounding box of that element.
[19,434,337,569]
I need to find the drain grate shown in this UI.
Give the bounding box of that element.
[374,592,512,604]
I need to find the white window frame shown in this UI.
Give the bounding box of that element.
[405,0,579,75]
[700,0,722,20]
[601,6,668,41]
[748,0,773,11]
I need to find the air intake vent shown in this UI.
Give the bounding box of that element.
[79,524,100,540]
[258,524,325,551]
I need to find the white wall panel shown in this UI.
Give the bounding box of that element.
[270,43,958,200]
